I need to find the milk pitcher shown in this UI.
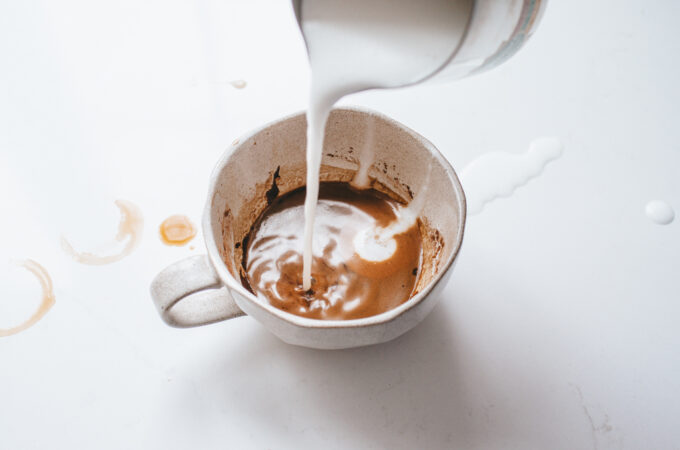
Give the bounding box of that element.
[292,0,548,85]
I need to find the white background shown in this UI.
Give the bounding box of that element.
[1,0,679,449]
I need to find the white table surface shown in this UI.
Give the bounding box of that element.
[1,1,679,449]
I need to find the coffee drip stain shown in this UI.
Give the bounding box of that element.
[159,215,196,246]
[236,166,282,293]
[61,199,144,265]
[244,182,422,320]
[239,231,254,293]
[0,260,55,337]
[265,166,281,205]
[230,79,247,89]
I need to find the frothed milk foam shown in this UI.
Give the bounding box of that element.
[300,0,470,289]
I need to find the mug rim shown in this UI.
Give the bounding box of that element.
[203,106,466,329]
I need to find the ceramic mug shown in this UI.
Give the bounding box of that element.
[150,107,466,349]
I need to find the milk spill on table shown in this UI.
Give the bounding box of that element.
[300,0,467,289]
[460,138,564,215]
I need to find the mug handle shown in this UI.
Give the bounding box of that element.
[150,255,245,328]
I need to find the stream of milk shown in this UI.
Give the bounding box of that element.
[299,0,467,289]
[349,116,376,190]
[353,161,433,262]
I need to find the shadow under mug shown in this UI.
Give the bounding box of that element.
[150,107,466,349]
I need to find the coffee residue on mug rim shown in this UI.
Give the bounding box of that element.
[265,166,282,205]
[0,259,56,337]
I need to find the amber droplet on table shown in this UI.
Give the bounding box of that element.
[159,215,197,246]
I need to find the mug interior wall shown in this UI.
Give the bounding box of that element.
[209,108,464,297]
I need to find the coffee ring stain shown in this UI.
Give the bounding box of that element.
[61,199,143,265]
[0,260,55,337]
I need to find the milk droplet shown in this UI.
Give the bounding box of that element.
[645,200,675,225]
[461,137,564,215]
[353,228,397,262]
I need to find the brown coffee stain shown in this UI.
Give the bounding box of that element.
[245,182,422,320]
[230,80,247,89]
[61,199,144,265]
[159,215,196,246]
[0,260,55,337]
[265,166,281,205]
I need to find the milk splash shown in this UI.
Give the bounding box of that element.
[461,137,564,215]
[354,161,432,262]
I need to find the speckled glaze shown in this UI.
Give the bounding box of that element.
[150,107,466,349]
